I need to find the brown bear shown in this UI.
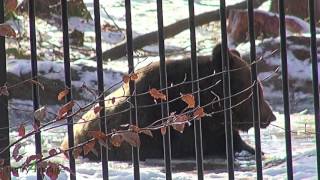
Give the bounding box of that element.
[60,43,276,161]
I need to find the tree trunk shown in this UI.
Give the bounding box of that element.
[227,9,311,44]
[270,0,320,22]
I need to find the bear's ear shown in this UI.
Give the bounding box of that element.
[211,43,222,72]
[229,49,241,58]
[211,43,234,72]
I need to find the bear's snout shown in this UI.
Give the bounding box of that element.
[261,112,276,128]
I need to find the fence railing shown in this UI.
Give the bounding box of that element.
[0,0,9,172]
[0,0,319,180]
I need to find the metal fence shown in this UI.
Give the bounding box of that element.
[0,0,319,180]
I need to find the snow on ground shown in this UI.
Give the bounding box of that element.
[7,59,124,88]
[236,37,320,84]
[7,111,319,179]
[13,151,318,180]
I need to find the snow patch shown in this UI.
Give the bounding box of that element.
[7,59,123,89]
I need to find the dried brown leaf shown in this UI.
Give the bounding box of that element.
[18,124,25,137]
[49,149,58,156]
[181,93,195,108]
[172,114,189,133]
[160,127,166,135]
[110,133,123,147]
[194,107,206,120]
[87,131,107,141]
[46,162,60,180]
[111,97,116,104]
[23,154,42,169]
[57,100,75,120]
[83,140,96,155]
[0,23,16,38]
[140,130,153,137]
[37,161,48,172]
[129,125,140,133]
[57,89,69,101]
[149,88,166,101]
[122,132,141,147]
[130,73,138,81]
[122,75,130,84]
[12,144,22,161]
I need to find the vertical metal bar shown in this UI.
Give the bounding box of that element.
[155,0,172,179]
[317,0,320,20]
[247,1,263,179]
[28,0,42,179]
[124,0,140,179]
[188,0,204,179]
[0,0,10,167]
[61,0,76,179]
[278,0,293,179]
[93,0,109,179]
[219,0,234,178]
[308,0,320,178]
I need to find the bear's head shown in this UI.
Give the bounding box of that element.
[211,44,276,131]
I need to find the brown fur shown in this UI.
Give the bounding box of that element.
[61,44,276,161]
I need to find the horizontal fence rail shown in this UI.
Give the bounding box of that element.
[0,0,319,179]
